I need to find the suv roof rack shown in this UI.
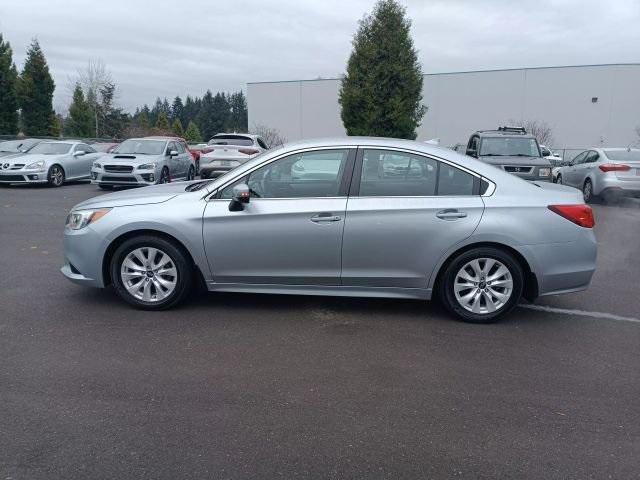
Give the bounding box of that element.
[477,126,528,135]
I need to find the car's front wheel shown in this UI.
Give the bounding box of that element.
[110,236,192,310]
[186,165,195,181]
[47,164,65,187]
[439,247,523,323]
[158,167,170,184]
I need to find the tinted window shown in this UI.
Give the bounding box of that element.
[221,149,349,199]
[359,150,437,197]
[438,163,475,195]
[29,143,72,155]
[572,152,588,164]
[257,138,268,149]
[585,151,599,163]
[175,141,185,154]
[479,137,540,157]
[603,149,640,161]
[208,135,254,146]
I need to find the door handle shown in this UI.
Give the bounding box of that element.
[310,213,341,223]
[436,209,467,220]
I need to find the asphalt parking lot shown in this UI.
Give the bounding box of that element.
[1,181,639,479]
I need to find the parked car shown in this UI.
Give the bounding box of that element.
[0,140,99,187]
[540,144,563,165]
[199,133,268,178]
[555,147,640,202]
[61,137,596,324]
[465,127,552,181]
[0,138,41,158]
[91,136,196,189]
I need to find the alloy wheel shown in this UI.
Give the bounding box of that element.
[453,258,513,314]
[583,181,592,202]
[120,247,178,302]
[51,166,64,186]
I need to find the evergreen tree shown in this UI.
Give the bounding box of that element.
[98,82,129,138]
[197,90,216,141]
[184,120,202,143]
[228,91,248,132]
[18,39,56,136]
[155,111,170,132]
[171,96,184,123]
[0,34,19,134]
[67,83,93,137]
[339,0,425,139]
[211,92,230,134]
[172,118,184,137]
[183,95,196,127]
[150,97,163,125]
[161,97,171,116]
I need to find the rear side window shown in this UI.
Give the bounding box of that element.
[359,150,437,196]
[257,138,268,149]
[438,163,475,195]
[357,149,477,197]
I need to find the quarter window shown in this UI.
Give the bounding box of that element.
[219,149,350,199]
[438,162,475,195]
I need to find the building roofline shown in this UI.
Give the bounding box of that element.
[247,62,640,85]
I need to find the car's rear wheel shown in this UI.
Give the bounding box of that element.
[47,164,65,187]
[110,236,192,310]
[439,247,523,323]
[583,179,598,203]
[555,174,562,185]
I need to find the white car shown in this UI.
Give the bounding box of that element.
[199,134,268,179]
[0,140,100,187]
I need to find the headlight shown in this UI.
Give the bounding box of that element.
[137,163,156,170]
[65,208,111,230]
[25,161,45,170]
[93,162,102,169]
[538,168,551,177]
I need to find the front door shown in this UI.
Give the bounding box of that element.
[202,148,355,285]
[341,148,485,289]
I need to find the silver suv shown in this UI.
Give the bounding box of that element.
[91,136,195,189]
[465,127,552,182]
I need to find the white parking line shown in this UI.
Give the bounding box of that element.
[519,304,640,324]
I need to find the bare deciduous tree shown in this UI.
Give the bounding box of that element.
[508,119,555,146]
[251,123,287,148]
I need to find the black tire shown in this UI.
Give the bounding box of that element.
[98,184,113,190]
[195,159,200,176]
[583,179,599,203]
[438,247,524,324]
[555,174,562,185]
[187,165,195,181]
[158,167,170,184]
[47,164,65,187]
[110,235,192,310]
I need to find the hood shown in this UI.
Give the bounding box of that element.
[72,182,196,210]
[479,155,551,167]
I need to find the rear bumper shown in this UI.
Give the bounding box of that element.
[200,165,234,178]
[593,175,640,196]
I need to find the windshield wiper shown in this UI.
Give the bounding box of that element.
[480,153,507,156]
[185,180,213,192]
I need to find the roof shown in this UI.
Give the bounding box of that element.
[247,63,640,85]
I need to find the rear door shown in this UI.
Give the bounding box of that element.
[341,148,485,289]
[203,148,356,285]
[564,151,587,186]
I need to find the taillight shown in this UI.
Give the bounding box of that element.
[548,204,595,228]
[238,148,260,155]
[599,163,631,172]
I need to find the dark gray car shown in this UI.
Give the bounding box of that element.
[465,127,552,181]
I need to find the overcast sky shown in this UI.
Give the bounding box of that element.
[1,0,638,113]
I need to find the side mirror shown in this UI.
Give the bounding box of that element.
[466,148,477,157]
[229,183,250,211]
[74,150,86,156]
[168,150,178,157]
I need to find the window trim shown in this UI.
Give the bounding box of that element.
[210,146,357,201]
[350,146,485,198]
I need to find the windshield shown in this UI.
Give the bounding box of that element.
[0,139,39,152]
[480,137,540,157]
[208,135,253,146]
[113,139,166,155]
[28,143,72,155]
[92,143,116,152]
[603,149,640,162]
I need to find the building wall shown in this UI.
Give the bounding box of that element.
[247,64,640,148]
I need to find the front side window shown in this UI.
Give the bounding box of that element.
[359,149,437,196]
[572,152,588,164]
[220,149,350,199]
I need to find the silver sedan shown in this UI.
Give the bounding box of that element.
[61,137,597,323]
[555,148,640,202]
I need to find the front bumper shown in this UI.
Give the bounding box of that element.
[0,170,48,183]
[61,225,108,288]
[92,168,158,186]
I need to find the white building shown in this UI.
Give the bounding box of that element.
[247,63,640,148]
